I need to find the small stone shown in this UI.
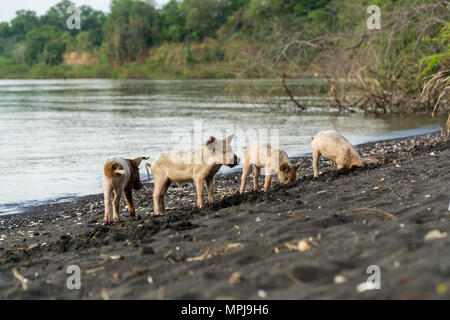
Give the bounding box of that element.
[229,271,243,285]
[334,275,347,284]
[257,289,267,298]
[298,239,310,252]
[424,230,447,240]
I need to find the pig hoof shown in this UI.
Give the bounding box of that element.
[113,217,120,223]
[129,211,135,217]
[136,215,141,220]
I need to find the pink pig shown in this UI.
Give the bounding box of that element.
[311,130,378,177]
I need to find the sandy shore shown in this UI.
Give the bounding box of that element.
[0,132,449,299]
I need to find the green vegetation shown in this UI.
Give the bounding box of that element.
[0,0,448,87]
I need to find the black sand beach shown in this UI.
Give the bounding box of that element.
[0,132,449,299]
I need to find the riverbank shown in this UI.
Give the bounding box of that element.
[0,61,236,80]
[0,132,449,299]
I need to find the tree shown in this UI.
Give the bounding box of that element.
[10,10,40,42]
[105,0,156,65]
[25,26,65,65]
[157,0,187,42]
[79,6,107,46]
[181,0,228,41]
[0,22,12,39]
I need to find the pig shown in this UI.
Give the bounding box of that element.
[149,134,239,215]
[240,141,301,194]
[310,130,378,177]
[103,156,149,223]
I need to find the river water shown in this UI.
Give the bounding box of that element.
[0,79,442,214]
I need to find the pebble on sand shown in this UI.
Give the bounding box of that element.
[334,275,347,284]
[424,230,448,240]
[229,271,243,285]
[257,289,267,298]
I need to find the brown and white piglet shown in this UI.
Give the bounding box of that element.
[310,130,378,177]
[149,134,240,215]
[103,156,149,223]
[240,141,301,193]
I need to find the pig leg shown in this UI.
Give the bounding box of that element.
[195,179,205,209]
[152,178,165,215]
[124,188,135,217]
[313,150,321,178]
[113,189,123,223]
[160,180,170,213]
[263,171,272,192]
[253,166,260,191]
[240,161,251,194]
[103,188,113,224]
[206,177,214,204]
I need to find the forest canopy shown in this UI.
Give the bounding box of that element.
[0,0,448,96]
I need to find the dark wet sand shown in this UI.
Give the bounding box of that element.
[0,132,449,299]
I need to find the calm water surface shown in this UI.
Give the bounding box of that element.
[0,79,442,214]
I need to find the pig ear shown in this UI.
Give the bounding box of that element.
[351,158,363,168]
[134,156,149,167]
[294,160,302,171]
[225,133,235,143]
[206,136,216,149]
[280,163,290,173]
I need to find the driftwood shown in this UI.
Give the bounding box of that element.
[280,73,305,110]
[351,208,396,221]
